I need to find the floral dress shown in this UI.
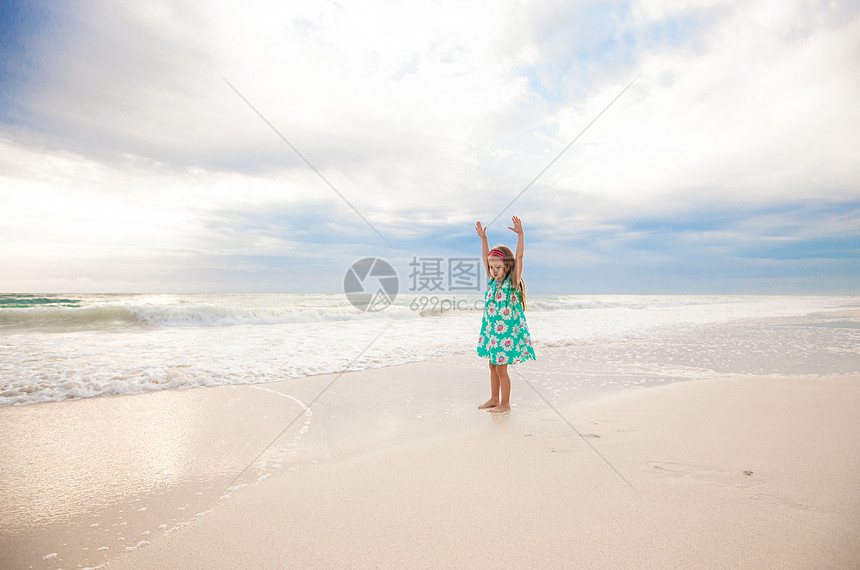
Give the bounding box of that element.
[477,276,536,365]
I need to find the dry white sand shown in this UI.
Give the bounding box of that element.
[102,373,860,569]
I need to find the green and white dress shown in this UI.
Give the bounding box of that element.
[476,276,536,365]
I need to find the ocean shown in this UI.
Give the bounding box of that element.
[1,293,857,407]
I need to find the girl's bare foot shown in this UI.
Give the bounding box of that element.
[478,399,499,409]
[488,404,510,413]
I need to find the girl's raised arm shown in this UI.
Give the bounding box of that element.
[508,215,524,286]
[476,221,489,278]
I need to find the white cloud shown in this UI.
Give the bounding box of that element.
[543,0,860,208]
[1,0,858,292]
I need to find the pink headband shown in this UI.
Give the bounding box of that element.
[489,250,505,258]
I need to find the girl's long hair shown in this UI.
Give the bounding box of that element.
[488,244,527,309]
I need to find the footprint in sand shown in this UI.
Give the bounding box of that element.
[645,461,763,488]
[747,493,824,513]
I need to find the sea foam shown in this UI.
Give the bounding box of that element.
[0,294,853,406]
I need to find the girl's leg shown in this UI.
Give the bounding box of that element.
[488,364,511,413]
[478,362,501,408]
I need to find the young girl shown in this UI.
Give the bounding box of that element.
[475,215,536,413]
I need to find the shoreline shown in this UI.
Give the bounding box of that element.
[2,365,858,568]
[1,309,858,568]
[2,297,856,408]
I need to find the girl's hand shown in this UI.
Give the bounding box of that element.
[475,221,487,239]
[508,216,523,235]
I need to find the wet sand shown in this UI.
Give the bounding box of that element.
[2,358,858,569]
[105,373,859,569]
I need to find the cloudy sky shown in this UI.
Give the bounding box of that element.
[1,0,858,294]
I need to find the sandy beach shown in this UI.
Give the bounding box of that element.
[2,341,858,569]
[3,0,859,566]
[105,374,858,570]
